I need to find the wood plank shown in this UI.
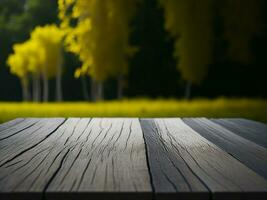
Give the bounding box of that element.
[0,118,78,200]
[45,118,152,200]
[227,118,267,132]
[211,118,267,148]
[140,119,208,200]
[0,118,152,200]
[0,118,65,167]
[183,118,267,180]
[0,118,40,141]
[141,118,267,200]
[0,118,25,132]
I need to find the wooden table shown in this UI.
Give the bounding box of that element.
[0,118,266,200]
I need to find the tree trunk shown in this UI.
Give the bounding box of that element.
[91,79,96,102]
[96,81,103,101]
[91,79,104,101]
[81,76,89,101]
[56,64,63,102]
[185,81,192,100]
[33,75,41,102]
[42,72,49,102]
[117,75,123,100]
[21,78,30,102]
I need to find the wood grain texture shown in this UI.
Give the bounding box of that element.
[183,118,267,180]
[0,118,152,200]
[45,118,152,200]
[211,118,267,148]
[141,118,267,200]
[0,118,25,132]
[226,118,267,132]
[0,118,65,167]
[0,118,66,200]
[0,118,79,190]
[140,119,208,200]
[0,118,82,200]
[1,118,267,200]
[0,118,40,141]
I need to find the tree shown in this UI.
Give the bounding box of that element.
[30,25,64,101]
[7,45,30,101]
[6,40,44,101]
[0,0,59,101]
[58,0,138,100]
[159,0,214,99]
[7,24,64,102]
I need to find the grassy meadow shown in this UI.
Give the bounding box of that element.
[0,98,266,123]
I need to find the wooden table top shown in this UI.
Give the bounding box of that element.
[0,118,266,200]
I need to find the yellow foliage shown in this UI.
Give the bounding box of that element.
[31,24,64,78]
[160,0,214,85]
[7,24,64,82]
[7,40,44,81]
[58,0,138,81]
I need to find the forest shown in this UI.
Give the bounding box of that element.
[0,0,266,122]
[0,0,267,122]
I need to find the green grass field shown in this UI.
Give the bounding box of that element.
[0,98,267,123]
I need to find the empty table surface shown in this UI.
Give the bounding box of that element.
[0,118,266,200]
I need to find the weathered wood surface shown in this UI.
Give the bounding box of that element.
[223,118,267,132]
[141,118,267,200]
[0,118,66,167]
[140,119,208,200]
[183,118,267,180]
[0,117,267,200]
[0,118,152,200]
[0,118,25,132]
[211,118,267,148]
[46,118,152,200]
[0,118,40,141]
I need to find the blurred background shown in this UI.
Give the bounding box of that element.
[0,0,266,122]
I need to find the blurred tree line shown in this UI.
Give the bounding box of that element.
[0,0,267,101]
[7,25,63,102]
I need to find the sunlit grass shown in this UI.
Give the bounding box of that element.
[0,98,267,123]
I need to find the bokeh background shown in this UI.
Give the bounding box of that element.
[0,0,266,122]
